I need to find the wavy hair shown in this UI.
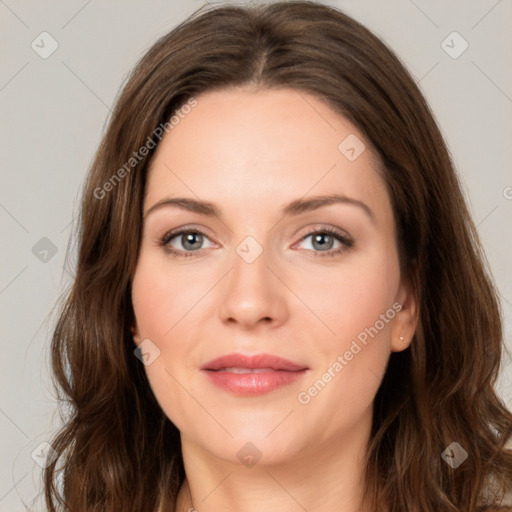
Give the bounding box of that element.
[43,1,512,511]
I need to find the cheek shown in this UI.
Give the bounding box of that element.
[335,247,400,384]
[296,244,400,348]
[297,243,400,417]
[131,257,198,428]
[131,254,201,340]
[295,259,398,437]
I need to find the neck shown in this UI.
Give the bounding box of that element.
[174,408,374,512]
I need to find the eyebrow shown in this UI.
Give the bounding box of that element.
[144,193,375,223]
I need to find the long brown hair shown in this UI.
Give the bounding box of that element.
[43,1,512,511]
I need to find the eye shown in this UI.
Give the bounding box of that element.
[295,227,353,257]
[159,226,353,258]
[160,228,214,257]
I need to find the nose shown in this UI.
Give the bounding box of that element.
[218,243,289,330]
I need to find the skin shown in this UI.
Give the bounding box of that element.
[131,86,418,512]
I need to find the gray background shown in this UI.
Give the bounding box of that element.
[1,1,511,510]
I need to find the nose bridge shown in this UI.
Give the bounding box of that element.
[218,234,288,327]
[230,234,274,299]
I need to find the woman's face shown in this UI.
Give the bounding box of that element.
[131,86,417,465]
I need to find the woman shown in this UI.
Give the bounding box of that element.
[43,1,512,511]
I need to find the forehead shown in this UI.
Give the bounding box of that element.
[144,87,390,222]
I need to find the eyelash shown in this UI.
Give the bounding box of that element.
[159,226,353,258]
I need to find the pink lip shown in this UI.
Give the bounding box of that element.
[202,353,306,371]
[201,353,309,396]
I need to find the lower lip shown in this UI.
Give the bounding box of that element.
[202,369,308,396]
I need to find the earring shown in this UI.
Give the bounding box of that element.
[399,336,404,342]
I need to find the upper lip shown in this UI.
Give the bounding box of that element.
[201,353,308,371]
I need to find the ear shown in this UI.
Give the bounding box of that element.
[390,269,419,352]
[131,321,141,345]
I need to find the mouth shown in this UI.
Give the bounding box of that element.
[201,353,309,396]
